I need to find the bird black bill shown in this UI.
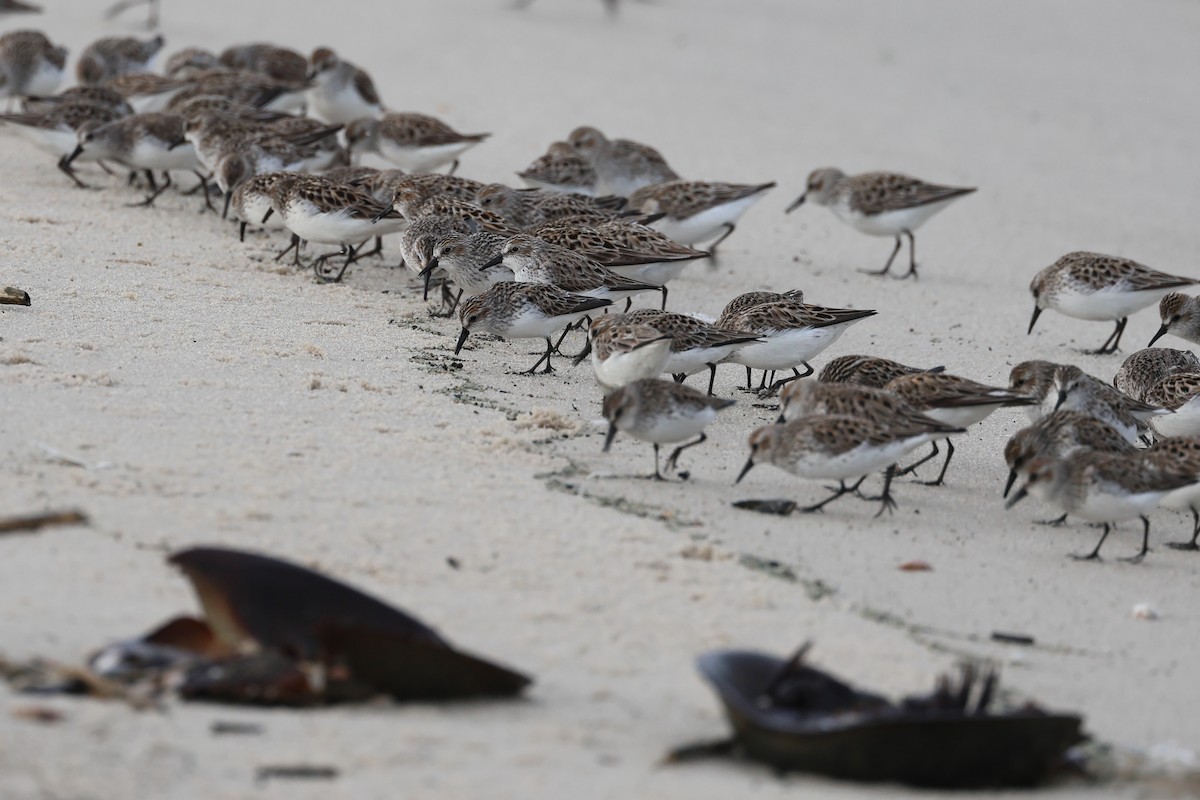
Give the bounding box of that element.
[603,423,617,452]
[1004,486,1029,509]
[1003,469,1018,498]
[735,456,755,484]
[454,327,470,355]
[1027,305,1043,335]
[784,193,806,214]
[1148,323,1170,347]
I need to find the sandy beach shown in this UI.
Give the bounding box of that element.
[3,0,1200,796]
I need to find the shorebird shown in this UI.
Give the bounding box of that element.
[786,168,975,279]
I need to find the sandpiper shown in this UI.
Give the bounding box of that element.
[1028,251,1197,354]
[1149,292,1200,347]
[345,113,489,174]
[626,180,775,252]
[786,168,975,279]
[307,47,383,124]
[455,281,612,374]
[602,378,734,479]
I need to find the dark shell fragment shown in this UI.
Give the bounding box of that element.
[166,546,532,704]
[686,646,1085,788]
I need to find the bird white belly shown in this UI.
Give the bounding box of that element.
[836,198,957,236]
[921,404,999,429]
[592,340,672,391]
[283,204,369,245]
[1052,285,1173,321]
[307,86,379,125]
[1151,398,1200,438]
[1161,480,1200,512]
[24,61,64,97]
[651,194,765,246]
[628,407,717,444]
[607,261,689,287]
[19,126,77,158]
[787,437,926,481]
[379,140,474,173]
[131,139,199,172]
[502,308,586,340]
[664,343,748,376]
[237,192,284,229]
[1074,489,1165,522]
[729,326,848,370]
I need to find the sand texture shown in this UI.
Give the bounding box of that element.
[2,0,1200,797]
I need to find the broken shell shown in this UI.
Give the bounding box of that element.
[169,546,531,701]
[1131,603,1160,621]
[686,646,1084,787]
[1,287,31,306]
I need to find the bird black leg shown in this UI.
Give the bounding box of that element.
[708,223,736,255]
[862,235,902,277]
[275,234,300,263]
[706,363,718,396]
[659,286,668,310]
[745,367,753,390]
[895,230,918,280]
[898,441,939,476]
[448,159,460,176]
[763,365,811,397]
[672,373,686,384]
[1119,516,1151,563]
[801,480,858,513]
[186,171,216,212]
[1166,509,1200,550]
[1036,513,1069,527]
[920,438,954,486]
[445,288,464,317]
[57,155,89,189]
[525,337,556,374]
[623,297,632,312]
[1092,318,1127,355]
[1072,523,1112,561]
[869,466,899,516]
[665,433,706,473]
[129,171,172,207]
[649,444,666,480]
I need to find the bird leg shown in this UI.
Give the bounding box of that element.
[898,441,940,477]
[1166,509,1200,551]
[1036,513,1069,527]
[708,223,736,255]
[869,466,899,516]
[128,171,172,208]
[919,438,955,487]
[801,479,859,513]
[664,433,707,473]
[705,363,718,396]
[1118,516,1151,563]
[894,230,918,280]
[274,234,300,263]
[763,365,811,397]
[861,235,903,277]
[1092,317,1128,355]
[1071,523,1112,561]
[524,337,557,374]
[56,155,89,189]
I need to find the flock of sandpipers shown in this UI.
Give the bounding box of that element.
[5,20,1200,566]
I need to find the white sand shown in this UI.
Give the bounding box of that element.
[3,0,1200,796]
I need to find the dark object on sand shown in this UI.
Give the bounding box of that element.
[86,546,531,705]
[0,509,87,534]
[673,643,1084,788]
[731,498,797,516]
[1,287,31,306]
